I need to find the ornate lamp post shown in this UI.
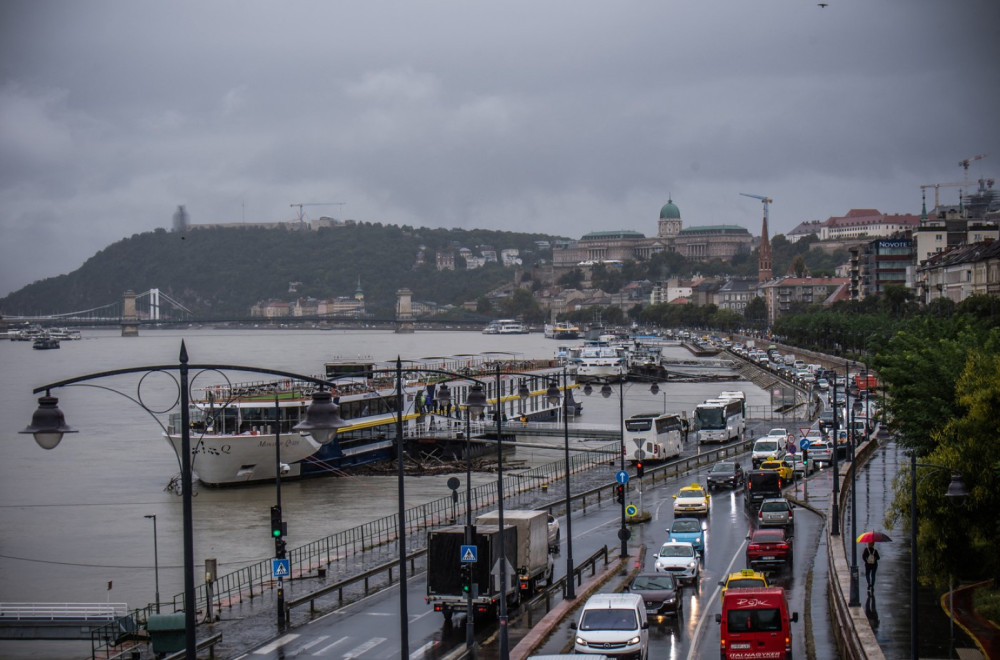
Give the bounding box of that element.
[20,341,345,659]
[908,456,967,659]
[546,368,577,599]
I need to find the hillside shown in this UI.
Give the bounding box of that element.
[0,223,560,318]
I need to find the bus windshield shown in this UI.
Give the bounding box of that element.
[696,406,725,429]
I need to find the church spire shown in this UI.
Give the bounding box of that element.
[758,209,773,282]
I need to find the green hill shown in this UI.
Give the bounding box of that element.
[0,223,559,318]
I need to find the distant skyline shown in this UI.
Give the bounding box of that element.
[2,0,998,297]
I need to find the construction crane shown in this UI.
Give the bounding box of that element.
[739,192,773,227]
[959,153,987,187]
[290,202,346,224]
[919,178,995,209]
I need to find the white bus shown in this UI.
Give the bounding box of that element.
[694,397,746,444]
[623,412,684,462]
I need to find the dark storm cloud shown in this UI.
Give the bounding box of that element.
[1,0,998,295]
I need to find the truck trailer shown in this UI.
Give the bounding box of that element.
[475,509,554,596]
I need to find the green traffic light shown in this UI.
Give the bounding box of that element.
[272,528,282,538]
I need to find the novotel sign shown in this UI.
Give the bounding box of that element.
[877,240,911,249]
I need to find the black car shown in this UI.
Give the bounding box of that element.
[626,572,683,618]
[818,409,835,433]
[706,461,745,490]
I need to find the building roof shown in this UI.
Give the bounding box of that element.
[917,239,1000,271]
[678,225,751,235]
[580,230,646,240]
[659,198,681,219]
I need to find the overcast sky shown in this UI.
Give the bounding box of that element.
[2,0,998,297]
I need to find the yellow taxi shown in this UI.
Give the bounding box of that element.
[718,568,769,601]
[672,483,710,516]
[759,458,795,482]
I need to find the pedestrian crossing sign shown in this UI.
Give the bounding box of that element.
[272,558,290,578]
[461,545,478,563]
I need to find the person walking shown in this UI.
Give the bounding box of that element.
[863,541,880,590]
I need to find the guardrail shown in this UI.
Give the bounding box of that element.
[0,602,129,621]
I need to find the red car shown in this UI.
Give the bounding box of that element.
[745,527,793,571]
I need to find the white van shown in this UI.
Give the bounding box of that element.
[572,592,649,660]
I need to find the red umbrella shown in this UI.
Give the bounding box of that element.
[856,531,892,543]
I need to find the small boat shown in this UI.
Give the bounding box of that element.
[32,336,61,350]
[574,340,627,383]
[48,328,82,340]
[483,319,529,335]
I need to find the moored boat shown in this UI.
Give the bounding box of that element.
[165,351,572,486]
[32,336,61,349]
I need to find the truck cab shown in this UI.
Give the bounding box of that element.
[716,586,798,660]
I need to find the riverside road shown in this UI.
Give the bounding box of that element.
[158,426,981,660]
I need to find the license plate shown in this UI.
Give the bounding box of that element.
[762,555,775,560]
[731,643,751,649]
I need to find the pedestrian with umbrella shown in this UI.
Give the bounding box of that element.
[858,531,891,591]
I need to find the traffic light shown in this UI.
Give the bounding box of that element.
[635,461,644,479]
[460,564,472,593]
[274,537,286,559]
[270,505,287,539]
[615,484,625,503]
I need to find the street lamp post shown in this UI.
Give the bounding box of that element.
[908,454,968,660]
[848,363,861,607]
[20,341,346,659]
[493,363,511,660]
[144,514,160,614]
[830,371,841,536]
[547,368,576,599]
[273,392,287,625]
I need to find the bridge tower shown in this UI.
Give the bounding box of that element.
[395,288,415,334]
[122,290,139,337]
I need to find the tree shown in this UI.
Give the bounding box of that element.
[743,297,768,330]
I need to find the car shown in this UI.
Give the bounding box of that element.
[758,458,795,482]
[807,439,833,467]
[746,527,793,571]
[789,451,814,477]
[751,438,786,468]
[757,497,794,528]
[668,517,705,553]
[547,514,560,552]
[672,483,710,516]
[816,377,830,391]
[572,592,649,659]
[765,428,788,439]
[718,568,769,601]
[818,409,835,433]
[626,572,683,618]
[706,461,745,490]
[653,541,700,583]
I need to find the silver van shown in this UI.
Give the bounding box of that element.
[572,592,649,660]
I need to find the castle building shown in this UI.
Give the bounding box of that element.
[551,198,752,268]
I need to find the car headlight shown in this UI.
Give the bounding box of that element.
[664,596,676,603]
[627,635,641,645]
[576,637,588,646]
[688,561,697,569]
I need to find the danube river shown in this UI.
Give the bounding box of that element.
[0,327,767,658]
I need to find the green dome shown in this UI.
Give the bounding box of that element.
[659,198,681,219]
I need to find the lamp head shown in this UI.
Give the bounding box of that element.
[293,389,348,445]
[467,382,487,416]
[583,383,593,396]
[649,382,660,395]
[517,379,530,401]
[20,394,77,450]
[945,473,969,499]
[600,383,613,399]
[436,383,452,406]
[546,380,560,406]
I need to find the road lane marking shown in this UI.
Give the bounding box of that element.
[685,535,749,660]
[300,635,329,651]
[253,633,301,654]
[343,637,386,658]
[409,640,437,659]
[313,636,349,656]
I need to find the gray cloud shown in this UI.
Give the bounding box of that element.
[2,0,998,296]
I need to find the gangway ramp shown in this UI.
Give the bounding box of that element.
[0,602,133,640]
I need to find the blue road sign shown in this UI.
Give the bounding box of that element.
[799,438,812,451]
[616,470,630,485]
[272,558,290,578]
[625,504,638,517]
[460,545,478,563]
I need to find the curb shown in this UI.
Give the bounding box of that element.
[510,556,629,660]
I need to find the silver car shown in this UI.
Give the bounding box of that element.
[807,439,833,467]
[757,497,794,528]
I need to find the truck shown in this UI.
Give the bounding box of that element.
[476,509,555,595]
[425,523,518,624]
[853,374,879,391]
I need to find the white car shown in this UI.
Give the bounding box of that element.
[766,428,788,439]
[653,542,700,583]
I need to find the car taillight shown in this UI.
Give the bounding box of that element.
[778,543,788,549]
[788,509,794,518]
[758,510,763,520]
[748,543,759,551]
